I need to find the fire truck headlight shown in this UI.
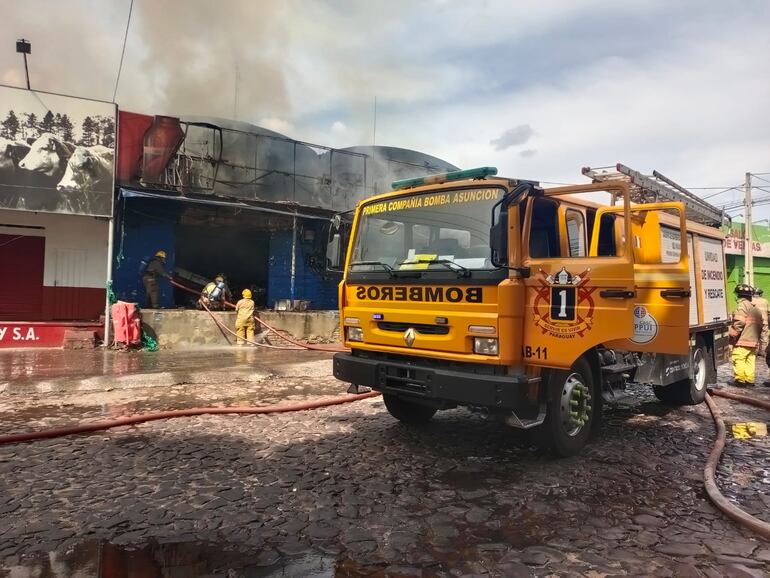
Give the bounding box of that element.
[473,337,498,355]
[347,326,364,342]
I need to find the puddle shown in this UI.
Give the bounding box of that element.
[0,540,337,577]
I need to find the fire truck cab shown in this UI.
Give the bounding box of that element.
[329,164,730,456]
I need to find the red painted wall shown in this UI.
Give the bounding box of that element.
[0,321,104,348]
[41,287,106,321]
[0,324,65,347]
[0,234,45,321]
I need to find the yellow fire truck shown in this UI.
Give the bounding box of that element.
[328,163,730,456]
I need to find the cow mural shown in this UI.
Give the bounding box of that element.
[19,133,75,179]
[0,86,116,217]
[55,145,114,215]
[0,138,30,209]
[0,137,67,212]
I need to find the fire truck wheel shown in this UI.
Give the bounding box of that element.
[536,357,596,457]
[653,341,711,405]
[383,394,437,424]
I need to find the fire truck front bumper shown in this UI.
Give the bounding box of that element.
[333,351,538,409]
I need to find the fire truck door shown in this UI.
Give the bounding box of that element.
[603,202,690,355]
[521,184,636,369]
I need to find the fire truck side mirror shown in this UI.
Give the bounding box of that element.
[490,204,508,267]
[326,233,342,271]
[326,214,350,272]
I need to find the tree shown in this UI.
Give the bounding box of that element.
[100,116,115,147]
[39,110,55,134]
[54,113,63,138]
[0,111,20,139]
[80,116,97,146]
[59,114,74,142]
[23,112,38,140]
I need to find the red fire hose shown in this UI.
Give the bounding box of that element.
[704,389,770,541]
[170,279,348,352]
[0,391,380,446]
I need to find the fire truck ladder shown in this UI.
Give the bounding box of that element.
[582,163,730,228]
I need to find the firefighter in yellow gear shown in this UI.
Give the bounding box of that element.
[729,284,763,387]
[199,274,232,311]
[142,250,171,309]
[753,287,770,357]
[235,288,256,345]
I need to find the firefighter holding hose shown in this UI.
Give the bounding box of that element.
[235,289,256,345]
[198,274,232,311]
[729,284,763,387]
[141,250,172,309]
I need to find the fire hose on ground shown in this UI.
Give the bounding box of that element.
[704,389,770,541]
[169,279,348,353]
[0,279,370,443]
[0,392,380,445]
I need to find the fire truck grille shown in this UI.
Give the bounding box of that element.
[378,322,449,335]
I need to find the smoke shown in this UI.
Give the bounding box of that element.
[132,0,292,121]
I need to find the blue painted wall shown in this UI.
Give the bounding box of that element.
[112,198,177,308]
[267,227,339,310]
[112,196,339,310]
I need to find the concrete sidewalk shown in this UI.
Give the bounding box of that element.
[0,347,334,395]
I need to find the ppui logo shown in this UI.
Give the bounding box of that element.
[633,306,647,319]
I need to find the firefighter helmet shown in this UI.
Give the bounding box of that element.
[735,284,754,298]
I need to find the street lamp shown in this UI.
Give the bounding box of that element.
[16,38,31,90]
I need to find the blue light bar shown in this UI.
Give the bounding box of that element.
[391,166,498,191]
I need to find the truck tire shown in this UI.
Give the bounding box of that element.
[383,394,437,424]
[535,357,596,457]
[653,339,711,406]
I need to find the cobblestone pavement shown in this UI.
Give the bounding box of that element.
[0,355,769,576]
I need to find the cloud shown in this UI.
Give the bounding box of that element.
[519,149,537,158]
[490,125,535,151]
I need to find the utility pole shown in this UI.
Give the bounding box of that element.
[372,96,377,145]
[745,172,753,285]
[16,39,31,89]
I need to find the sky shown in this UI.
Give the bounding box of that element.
[1,0,769,219]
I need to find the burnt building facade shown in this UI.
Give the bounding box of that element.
[112,114,458,310]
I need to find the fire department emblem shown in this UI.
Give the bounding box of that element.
[533,267,595,339]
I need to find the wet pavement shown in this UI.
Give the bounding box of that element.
[0,347,333,394]
[0,350,769,576]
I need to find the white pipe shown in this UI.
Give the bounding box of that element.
[103,217,114,346]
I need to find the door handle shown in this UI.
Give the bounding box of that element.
[600,289,636,299]
[660,289,691,298]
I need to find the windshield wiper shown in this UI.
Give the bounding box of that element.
[398,258,471,278]
[349,261,395,277]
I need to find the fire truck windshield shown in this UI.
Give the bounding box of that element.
[348,187,505,276]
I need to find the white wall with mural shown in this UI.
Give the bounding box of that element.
[0,85,116,218]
